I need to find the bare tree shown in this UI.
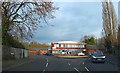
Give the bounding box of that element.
[1,1,58,41]
[102,0,118,53]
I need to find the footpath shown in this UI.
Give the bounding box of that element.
[105,53,120,71]
[105,53,119,66]
[2,55,37,71]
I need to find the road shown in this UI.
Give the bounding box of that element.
[64,57,118,72]
[2,55,119,73]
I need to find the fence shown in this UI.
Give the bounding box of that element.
[86,45,106,54]
[29,50,48,55]
[2,46,29,60]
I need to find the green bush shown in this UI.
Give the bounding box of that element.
[2,33,25,49]
[85,37,95,45]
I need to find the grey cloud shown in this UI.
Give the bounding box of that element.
[32,2,117,43]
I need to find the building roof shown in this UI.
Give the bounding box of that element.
[86,45,98,50]
[53,41,86,45]
[58,41,78,43]
[86,45,105,50]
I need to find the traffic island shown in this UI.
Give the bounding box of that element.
[57,56,88,58]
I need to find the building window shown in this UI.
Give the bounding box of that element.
[75,45,78,48]
[56,44,59,47]
[74,45,76,48]
[61,44,63,47]
[83,45,85,48]
[72,45,74,48]
[59,44,61,47]
[63,44,65,47]
[68,45,71,48]
[54,44,56,47]
[80,45,85,48]
[79,45,81,48]
[52,51,55,54]
[65,45,68,47]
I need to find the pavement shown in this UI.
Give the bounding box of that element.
[2,55,37,71]
[0,45,2,73]
[104,53,119,67]
[0,61,2,73]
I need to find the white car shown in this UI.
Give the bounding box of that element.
[78,52,85,56]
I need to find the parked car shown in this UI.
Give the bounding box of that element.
[45,52,54,56]
[90,52,105,63]
[78,52,85,56]
[89,53,93,57]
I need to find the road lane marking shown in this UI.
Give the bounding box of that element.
[68,63,71,66]
[85,67,89,71]
[74,67,79,72]
[42,69,45,73]
[46,58,48,62]
[82,62,84,64]
[46,63,48,67]
[45,58,48,62]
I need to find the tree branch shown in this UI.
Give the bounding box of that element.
[10,2,24,17]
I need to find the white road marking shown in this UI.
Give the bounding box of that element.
[68,63,71,66]
[85,67,89,71]
[46,63,48,67]
[74,67,79,72]
[82,62,84,64]
[42,69,45,73]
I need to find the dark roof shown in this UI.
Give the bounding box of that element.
[86,45,105,50]
[86,45,98,50]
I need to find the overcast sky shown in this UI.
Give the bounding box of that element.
[32,2,118,44]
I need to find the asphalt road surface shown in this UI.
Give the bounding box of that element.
[3,55,119,73]
[63,57,118,72]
